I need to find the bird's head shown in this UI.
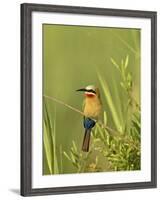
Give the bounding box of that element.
[76,85,100,98]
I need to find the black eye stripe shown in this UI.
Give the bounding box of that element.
[86,89,96,94]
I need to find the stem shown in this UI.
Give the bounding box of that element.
[44,95,84,116]
[43,95,139,150]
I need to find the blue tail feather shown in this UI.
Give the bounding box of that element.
[82,118,96,152]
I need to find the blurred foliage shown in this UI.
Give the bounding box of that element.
[43,24,140,174]
[43,102,60,174]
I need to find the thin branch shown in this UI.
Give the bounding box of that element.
[43,95,115,133]
[44,95,84,116]
[43,95,139,149]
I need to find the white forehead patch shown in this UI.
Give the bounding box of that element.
[86,85,96,90]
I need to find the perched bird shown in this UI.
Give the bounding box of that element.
[76,85,102,152]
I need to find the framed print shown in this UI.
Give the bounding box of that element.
[21,3,157,196]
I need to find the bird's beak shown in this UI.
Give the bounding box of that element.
[76,88,87,92]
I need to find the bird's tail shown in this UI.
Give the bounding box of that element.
[82,129,91,152]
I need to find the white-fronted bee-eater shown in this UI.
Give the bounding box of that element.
[76,85,102,152]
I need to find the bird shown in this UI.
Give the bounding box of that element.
[76,85,102,152]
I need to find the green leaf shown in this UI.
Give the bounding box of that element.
[97,124,105,140]
[124,55,129,69]
[52,110,59,174]
[44,102,59,174]
[103,111,107,125]
[127,73,132,82]
[72,140,77,153]
[120,82,126,90]
[63,151,72,161]
[111,58,120,70]
[43,121,53,174]
[97,72,122,132]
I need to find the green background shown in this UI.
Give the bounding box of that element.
[43,24,140,174]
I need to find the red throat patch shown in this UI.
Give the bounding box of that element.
[85,93,95,98]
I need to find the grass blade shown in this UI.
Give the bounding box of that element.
[97,72,122,132]
[43,121,53,174]
[52,108,59,174]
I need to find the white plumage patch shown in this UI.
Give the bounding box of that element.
[85,85,96,91]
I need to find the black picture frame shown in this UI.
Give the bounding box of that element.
[21,3,157,197]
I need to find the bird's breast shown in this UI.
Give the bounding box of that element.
[84,97,102,118]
